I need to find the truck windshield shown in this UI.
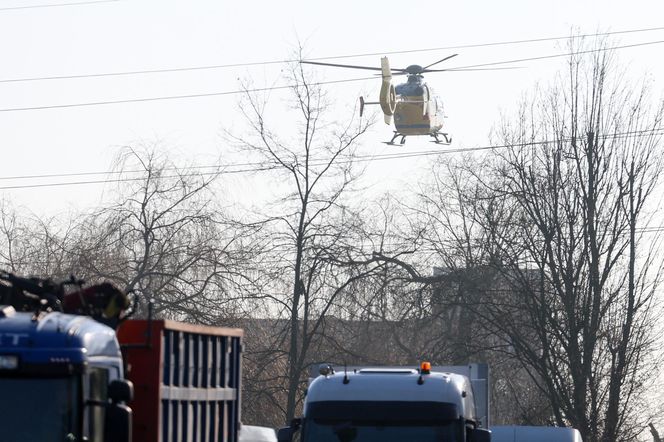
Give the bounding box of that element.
[0,376,80,442]
[303,419,462,442]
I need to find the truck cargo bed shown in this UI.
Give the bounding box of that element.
[118,320,243,442]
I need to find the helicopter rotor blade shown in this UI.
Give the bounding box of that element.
[422,53,459,71]
[422,66,524,72]
[375,71,408,77]
[300,60,382,72]
[301,60,408,73]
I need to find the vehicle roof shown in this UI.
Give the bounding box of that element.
[305,369,476,420]
[491,426,583,442]
[0,309,121,364]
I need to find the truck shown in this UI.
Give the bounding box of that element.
[279,362,584,442]
[277,362,491,442]
[0,272,243,442]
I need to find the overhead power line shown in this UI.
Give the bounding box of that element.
[0,40,664,112]
[309,26,664,61]
[1,26,664,84]
[0,76,374,113]
[0,0,120,11]
[1,38,662,113]
[1,128,662,190]
[443,39,664,71]
[1,128,661,182]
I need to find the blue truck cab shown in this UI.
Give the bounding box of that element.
[0,305,131,442]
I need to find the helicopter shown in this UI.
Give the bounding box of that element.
[301,54,458,145]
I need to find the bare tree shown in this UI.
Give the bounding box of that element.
[466,41,664,442]
[371,39,664,440]
[0,200,27,272]
[70,147,260,322]
[0,199,80,277]
[355,185,551,426]
[230,54,391,423]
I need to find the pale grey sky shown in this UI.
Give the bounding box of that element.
[1,0,663,215]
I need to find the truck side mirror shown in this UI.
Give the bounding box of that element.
[108,379,134,403]
[468,428,491,442]
[277,427,293,442]
[277,419,301,442]
[104,402,132,442]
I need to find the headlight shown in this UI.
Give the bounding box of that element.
[0,355,19,370]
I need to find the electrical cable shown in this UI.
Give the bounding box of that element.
[0,0,119,11]
[1,128,662,190]
[308,26,664,61]
[1,128,662,182]
[0,76,375,112]
[441,39,664,71]
[2,26,664,84]
[2,127,662,183]
[2,38,663,113]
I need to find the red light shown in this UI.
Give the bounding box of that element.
[420,362,431,374]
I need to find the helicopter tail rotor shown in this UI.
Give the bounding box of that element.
[379,81,396,118]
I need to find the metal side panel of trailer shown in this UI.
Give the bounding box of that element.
[117,319,243,442]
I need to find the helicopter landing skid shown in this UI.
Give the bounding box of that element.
[431,132,452,145]
[384,132,407,146]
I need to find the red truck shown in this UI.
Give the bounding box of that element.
[118,319,243,442]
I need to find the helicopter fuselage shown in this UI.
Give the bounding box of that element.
[393,75,444,136]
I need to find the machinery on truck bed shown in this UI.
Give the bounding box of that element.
[0,271,243,442]
[278,362,491,442]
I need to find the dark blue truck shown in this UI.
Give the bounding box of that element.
[0,305,131,441]
[0,272,243,442]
